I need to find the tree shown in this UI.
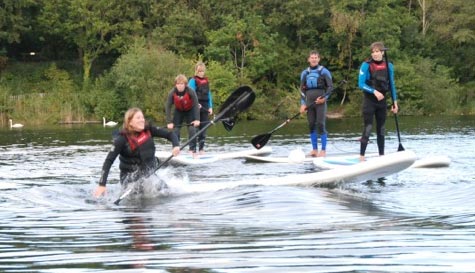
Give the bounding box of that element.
[99,39,191,122]
[37,0,143,85]
[205,14,279,85]
[0,0,36,44]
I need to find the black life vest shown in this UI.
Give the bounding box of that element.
[193,76,210,108]
[118,129,156,174]
[366,60,389,94]
[173,89,194,111]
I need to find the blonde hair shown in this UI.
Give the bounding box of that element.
[175,74,188,84]
[194,61,206,76]
[122,107,143,133]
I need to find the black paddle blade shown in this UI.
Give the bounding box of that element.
[398,143,405,151]
[251,133,271,149]
[218,86,255,120]
[222,117,235,132]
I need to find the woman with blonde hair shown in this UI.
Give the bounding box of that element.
[93,107,180,197]
[188,61,214,154]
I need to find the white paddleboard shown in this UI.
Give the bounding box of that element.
[313,153,450,169]
[156,146,272,165]
[183,150,417,192]
[244,151,378,164]
[410,155,451,168]
[244,154,315,164]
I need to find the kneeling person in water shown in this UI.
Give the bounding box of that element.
[93,107,180,197]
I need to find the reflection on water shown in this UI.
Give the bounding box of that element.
[0,116,474,272]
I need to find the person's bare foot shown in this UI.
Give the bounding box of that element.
[359,155,365,162]
[308,150,318,157]
[317,150,326,157]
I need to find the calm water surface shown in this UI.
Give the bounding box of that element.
[0,116,474,272]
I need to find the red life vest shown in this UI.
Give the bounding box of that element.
[173,90,194,111]
[125,130,151,151]
[367,60,389,93]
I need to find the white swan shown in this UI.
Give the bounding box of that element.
[103,117,118,127]
[9,119,24,128]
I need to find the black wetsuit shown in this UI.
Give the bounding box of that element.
[98,126,179,187]
[357,59,398,156]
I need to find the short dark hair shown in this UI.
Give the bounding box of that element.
[309,50,320,57]
[370,42,385,51]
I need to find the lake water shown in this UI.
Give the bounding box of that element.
[0,115,474,272]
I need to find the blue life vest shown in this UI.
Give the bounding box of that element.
[303,66,325,90]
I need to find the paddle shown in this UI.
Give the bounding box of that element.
[113,86,255,205]
[251,80,347,149]
[251,111,301,149]
[383,48,404,152]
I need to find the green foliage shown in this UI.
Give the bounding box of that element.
[395,57,459,115]
[0,0,37,44]
[99,39,191,122]
[204,60,239,108]
[1,0,474,125]
[151,2,207,57]
[0,63,85,124]
[38,0,143,84]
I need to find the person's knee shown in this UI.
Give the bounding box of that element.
[363,124,372,137]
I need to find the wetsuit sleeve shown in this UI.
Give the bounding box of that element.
[188,78,197,91]
[300,70,307,105]
[165,89,174,123]
[98,136,126,186]
[388,62,398,102]
[358,62,375,95]
[151,126,180,147]
[208,90,213,109]
[322,68,333,100]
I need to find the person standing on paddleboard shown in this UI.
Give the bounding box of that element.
[165,74,201,158]
[358,42,399,161]
[93,108,180,197]
[188,61,213,155]
[299,50,334,157]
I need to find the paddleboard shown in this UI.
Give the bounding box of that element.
[156,146,272,165]
[313,153,450,169]
[244,154,315,164]
[183,150,417,192]
[410,155,451,168]
[244,151,378,164]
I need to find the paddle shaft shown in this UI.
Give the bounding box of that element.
[251,80,347,149]
[157,90,253,169]
[383,49,404,151]
[268,111,301,135]
[113,90,253,205]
